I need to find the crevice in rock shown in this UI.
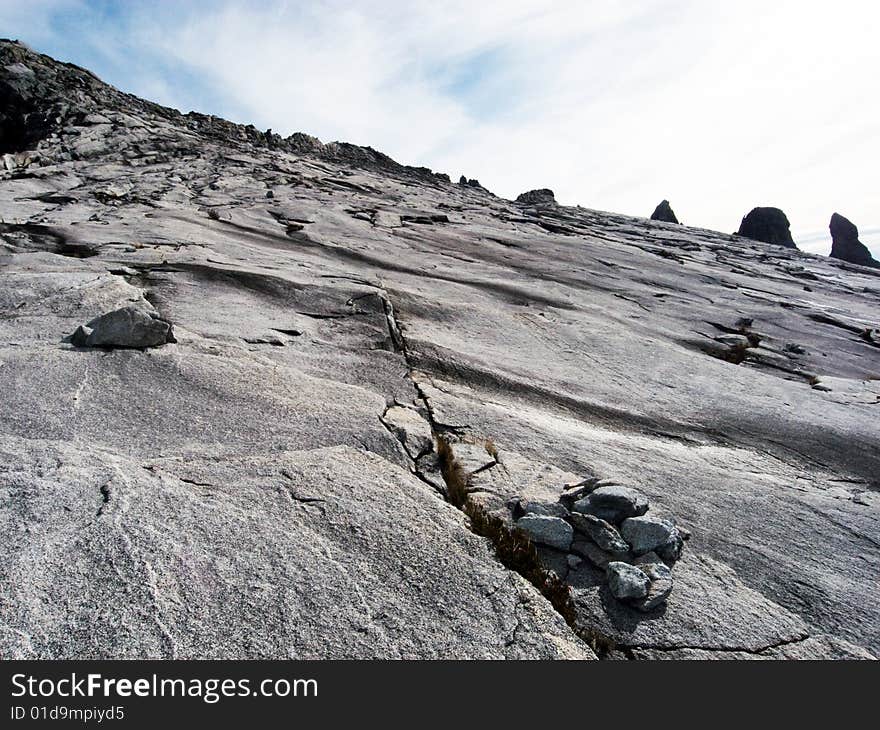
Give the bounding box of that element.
[377,286,616,658]
[178,477,215,488]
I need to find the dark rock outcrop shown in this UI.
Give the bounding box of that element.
[516,188,556,206]
[737,207,797,248]
[829,213,879,268]
[651,200,679,224]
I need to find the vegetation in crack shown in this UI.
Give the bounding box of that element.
[434,435,618,658]
[377,285,618,656]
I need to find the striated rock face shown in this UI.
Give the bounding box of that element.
[829,213,879,268]
[737,207,797,248]
[650,199,679,224]
[1,40,878,660]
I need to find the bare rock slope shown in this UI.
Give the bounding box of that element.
[1,40,877,660]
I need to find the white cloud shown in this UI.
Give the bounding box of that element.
[5,0,880,257]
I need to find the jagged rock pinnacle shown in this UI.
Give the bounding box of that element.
[650,200,679,224]
[829,213,879,268]
[737,207,797,248]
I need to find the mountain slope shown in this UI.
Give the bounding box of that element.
[1,40,877,660]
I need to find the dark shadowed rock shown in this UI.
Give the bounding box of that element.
[829,213,879,268]
[737,207,797,248]
[571,540,623,569]
[656,527,686,562]
[651,200,679,224]
[516,188,556,206]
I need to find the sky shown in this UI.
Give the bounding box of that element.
[2,0,878,258]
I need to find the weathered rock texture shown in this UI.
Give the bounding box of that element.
[737,207,797,248]
[1,40,878,660]
[829,213,879,268]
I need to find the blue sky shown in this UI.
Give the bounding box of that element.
[3,0,878,258]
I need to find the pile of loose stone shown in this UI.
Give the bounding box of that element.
[511,480,690,612]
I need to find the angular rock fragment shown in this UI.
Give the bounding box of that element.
[515,514,573,551]
[570,512,631,555]
[519,500,570,519]
[714,334,752,348]
[571,539,620,569]
[381,405,434,459]
[650,200,679,224]
[70,305,175,349]
[829,213,879,268]
[572,485,649,524]
[620,515,676,556]
[607,562,650,600]
[737,207,797,248]
[632,562,674,612]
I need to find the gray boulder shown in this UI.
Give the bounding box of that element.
[71,305,175,349]
[515,514,573,551]
[573,485,649,524]
[569,512,630,555]
[620,515,676,556]
[607,562,650,600]
[520,500,570,519]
